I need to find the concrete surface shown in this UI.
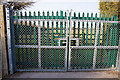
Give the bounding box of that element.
[7,71,118,78]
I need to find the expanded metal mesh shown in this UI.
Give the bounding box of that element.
[12,11,119,71]
[15,48,38,69]
[14,21,38,45]
[95,49,118,69]
[40,21,67,46]
[69,21,119,70]
[41,48,65,69]
[71,48,94,69]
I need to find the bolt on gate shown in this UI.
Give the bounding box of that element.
[6,8,120,74]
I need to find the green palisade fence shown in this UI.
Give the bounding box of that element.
[13,11,119,71]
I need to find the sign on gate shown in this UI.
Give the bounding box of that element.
[7,8,120,74]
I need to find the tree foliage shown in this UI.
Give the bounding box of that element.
[99,0,120,19]
[0,0,35,11]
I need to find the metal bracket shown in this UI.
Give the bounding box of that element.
[70,38,79,46]
[58,38,67,46]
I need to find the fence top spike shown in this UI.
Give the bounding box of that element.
[52,11,54,16]
[95,13,97,17]
[29,11,31,16]
[43,11,45,14]
[78,12,80,18]
[82,12,85,17]
[65,12,67,17]
[91,13,93,17]
[20,11,22,16]
[56,11,59,16]
[34,11,36,16]
[87,13,89,17]
[25,11,27,16]
[95,13,97,20]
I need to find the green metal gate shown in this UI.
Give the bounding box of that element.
[6,8,119,74]
[68,10,119,71]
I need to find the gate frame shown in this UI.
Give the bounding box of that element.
[68,10,119,71]
[6,8,120,74]
[9,9,70,72]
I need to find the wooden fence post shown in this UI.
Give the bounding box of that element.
[0,5,8,77]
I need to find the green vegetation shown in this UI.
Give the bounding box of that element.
[99,0,120,19]
[0,0,34,11]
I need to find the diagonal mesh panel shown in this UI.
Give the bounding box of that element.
[71,48,94,69]
[95,49,118,69]
[15,48,38,69]
[14,21,38,45]
[41,48,65,69]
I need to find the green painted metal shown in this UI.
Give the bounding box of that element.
[90,13,93,46]
[72,12,76,67]
[96,13,101,68]
[51,12,54,68]
[55,11,59,68]
[104,13,110,68]
[24,11,29,67]
[84,13,89,68]
[64,12,67,37]
[86,13,91,68]
[17,12,21,68]
[42,11,45,45]
[29,11,33,68]
[80,12,85,68]
[111,15,117,67]
[20,12,25,68]
[13,11,119,70]
[107,15,114,67]
[100,13,105,68]
[51,11,54,46]
[47,11,50,68]
[77,12,80,67]
[94,13,97,45]
[33,11,37,67]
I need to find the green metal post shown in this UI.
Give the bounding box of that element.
[107,15,114,67]
[104,13,110,68]
[96,13,101,68]
[77,12,80,67]
[80,12,85,68]
[20,12,24,68]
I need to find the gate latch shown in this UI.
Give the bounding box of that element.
[58,38,67,46]
[70,38,79,46]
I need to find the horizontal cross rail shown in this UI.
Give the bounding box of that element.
[71,19,120,23]
[14,19,68,22]
[16,69,65,72]
[70,46,118,49]
[15,45,66,48]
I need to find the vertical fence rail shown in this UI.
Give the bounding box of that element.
[6,8,13,74]
[65,10,69,71]
[38,11,41,68]
[10,7,16,72]
[68,9,72,70]
[117,23,120,73]
[93,22,99,69]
